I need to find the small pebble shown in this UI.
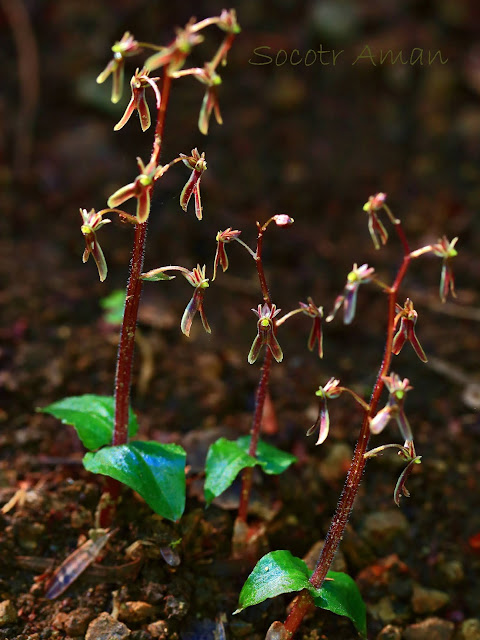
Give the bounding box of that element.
[85,612,130,640]
[118,601,157,624]
[411,583,450,614]
[403,616,454,640]
[361,510,409,547]
[0,600,17,626]
[376,624,402,640]
[459,619,480,640]
[147,620,169,639]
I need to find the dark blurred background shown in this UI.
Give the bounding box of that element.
[1,0,479,436]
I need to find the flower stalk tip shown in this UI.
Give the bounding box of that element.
[363,192,388,250]
[180,265,211,337]
[299,297,324,358]
[212,228,241,280]
[327,263,375,325]
[114,68,160,132]
[96,32,141,104]
[392,299,427,363]
[307,378,342,445]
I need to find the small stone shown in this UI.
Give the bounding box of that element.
[412,583,450,614]
[376,624,402,640]
[362,510,409,547]
[63,607,94,635]
[368,596,396,624]
[85,612,130,640]
[147,620,169,639]
[403,617,454,640]
[439,559,464,585]
[0,600,17,626]
[118,601,157,624]
[459,619,480,640]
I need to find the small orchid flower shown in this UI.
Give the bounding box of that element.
[180,149,207,220]
[180,265,211,337]
[114,68,160,132]
[145,22,204,75]
[272,214,294,227]
[392,298,427,363]
[170,64,223,135]
[365,440,422,506]
[370,373,413,443]
[363,192,388,250]
[212,228,241,280]
[108,156,161,223]
[80,208,111,282]
[327,263,375,325]
[248,303,283,364]
[96,32,141,104]
[432,236,458,303]
[307,378,342,445]
[299,297,324,358]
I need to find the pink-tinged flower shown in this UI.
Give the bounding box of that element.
[212,228,241,280]
[145,22,204,75]
[80,208,111,282]
[96,32,141,104]
[180,149,207,220]
[327,263,375,325]
[170,64,223,135]
[392,298,427,363]
[180,265,211,337]
[248,303,283,364]
[107,156,161,223]
[370,373,413,443]
[431,236,458,303]
[114,68,160,132]
[272,214,294,227]
[363,192,388,250]
[217,8,241,34]
[299,297,324,359]
[307,378,342,445]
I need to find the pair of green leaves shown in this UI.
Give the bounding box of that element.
[204,436,297,506]
[39,395,186,522]
[236,550,367,638]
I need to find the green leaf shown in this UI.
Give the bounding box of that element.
[204,438,256,506]
[235,552,367,638]
[311,570,367,638]
[235,550,311,613]
[236,436,297,475]
[39,395,138,450]
[83,441,186,521]
[100,290,125,325]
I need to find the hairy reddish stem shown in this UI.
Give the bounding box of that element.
[113,73,172,445]
[236,224,274,525]
[283,222,411,637]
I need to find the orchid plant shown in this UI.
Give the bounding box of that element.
[38,10,460,639]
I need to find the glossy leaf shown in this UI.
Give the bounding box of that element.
[83,441,186,522]
[236,437,296,475]
[311,570,367,638]
[236,552,367,638]
[204,438,256,506]
[39,395,138,450]
[235,550,311,613]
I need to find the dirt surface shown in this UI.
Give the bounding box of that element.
[1,2,480,639]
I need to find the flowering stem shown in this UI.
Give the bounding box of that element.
[282,221,412,637]
[236,223,273,527]
[113,73,172,446]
